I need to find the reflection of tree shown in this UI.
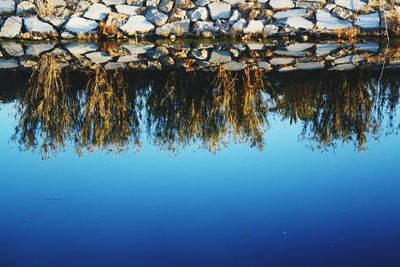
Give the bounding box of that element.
[13,54,79,158]
[268,71,400,151]
[77,67,140,153]
[145,68,268,152]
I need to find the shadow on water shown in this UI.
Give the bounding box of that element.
[0,52,399,158]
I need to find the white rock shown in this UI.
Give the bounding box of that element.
[355,13,380,29]
[224,0,245,5]
[243,20,264,34]
[209,50,231,64]
[24,16,57,34]
[222,61,246,71]
[0,16,23,38]
[273,9,307,20]
[65,17,99,34]
[145,9,168,26]
[208,2,231,20]
[122,43,154,54]
[269,0,294,10]
[1,42,24,56]
[120,15,154,35]
[334,0,366,11]
[102,0,126,5]
[0,0,15,15]
[16,1,36,15]
[115,5,140,16]
[270,57,294,65]
[85,51,112,64]
[0,59,18,69]
[287,17,314,30]
[188,7,208,22]
[66,43,99,55]
[84,4,111,21]
[263,24,279,36]
[316,10,352,30]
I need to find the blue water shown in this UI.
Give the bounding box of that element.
[1,102,399,267]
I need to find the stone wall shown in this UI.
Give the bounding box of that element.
[0,0,399,40]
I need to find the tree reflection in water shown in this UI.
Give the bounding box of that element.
[5,56,399,158]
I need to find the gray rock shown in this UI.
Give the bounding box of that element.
[243,20,264,34]
[16,1,36,16]
[229,9,241,22]
[0,59,18,69]
[190,49,208,60]
[26,43,54,56]
[286,17,314,30]
[269,0,294,9]
[65,17,99,34]
[295,61,325,70]
[208,2,231,20]
[1,42,24,56]
[85,51,112,64]
[158,0,173,12]
[115,4,140,15]
[270,57,294,65]
[24,16,57,34]
[257,61,272,71]
[102,0,126,5]
[316,43,340,56]
[334,54,365,64]
[145,8,168,26]
[146,0,160,7]
[66,43,99,55]
[330,63,356,71]
[0,16,23,38]
[209,50,231,64]
[273,9,307,20]
[155,20,190,36]
[0,0,15,15]
[122,43,154,54]
[84,3,111,21]
[120,15,155,35]
[188,7,208,22]
[334,0,366,11]
[316,10,352,30]
[263,24,279,36]
[355,13,380,29]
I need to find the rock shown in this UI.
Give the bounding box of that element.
[273,8,307,20]
[0,0,15,15]
[26,43,54,56]
[247,42,264,50]
[188,7,208,22]
[209,50,231,64]
[316,10,352,30]
[286,17,314,30]
[257,61,272,71]
[232,19,246,33]
[195,0,209,6]
[85,51,112,64]
[334,54,365,64]
[193,21,216,34]
[1,42,24,56]
[269,0,294,10]
[122,43,154,54]
[102,0,126,5]
[208,2,231,20]
[243,20,264,34]
[24,16,57,35]
[355,42,379,52]
[115,4,140,16]
[190,49,208,60]
[0,59,18,69]
[120,15,154,35]
[295,61,325,70]
[316,43,340,56]
[222,61,246,71]
[334,0,366,11]
[145,8,168,26]
[84,4,111,21]
[66,43,99,55]
[229,9,241,22]
[65,17,99,34]
[44,13,71,29]
[105,62,126,70]
[330,63,356,71]
[355,13,380,29]
[270,57,294,65]
[16,1,36,16]
[263,24,279,36]
[146,0,160,7]
[155,20,190,36]
[332,6,353,20]
[0,16,23,38]
[159,0,173,12]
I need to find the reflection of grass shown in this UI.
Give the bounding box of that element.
[13,54,79,158]
[78,67,140,153]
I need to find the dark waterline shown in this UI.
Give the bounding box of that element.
[0,40,400,267]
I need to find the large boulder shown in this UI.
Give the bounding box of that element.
[65,17,99,34]
[120,15,155,35]
[0,16,22,38]
[208,2,231,20]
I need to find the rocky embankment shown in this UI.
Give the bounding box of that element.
[0,0,399,40]
[0,40,399,71]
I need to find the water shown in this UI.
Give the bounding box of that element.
[0,40,400,267]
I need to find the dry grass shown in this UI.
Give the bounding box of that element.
[35,0,56,18]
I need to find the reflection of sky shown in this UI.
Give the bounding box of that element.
[1,103,400,267]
